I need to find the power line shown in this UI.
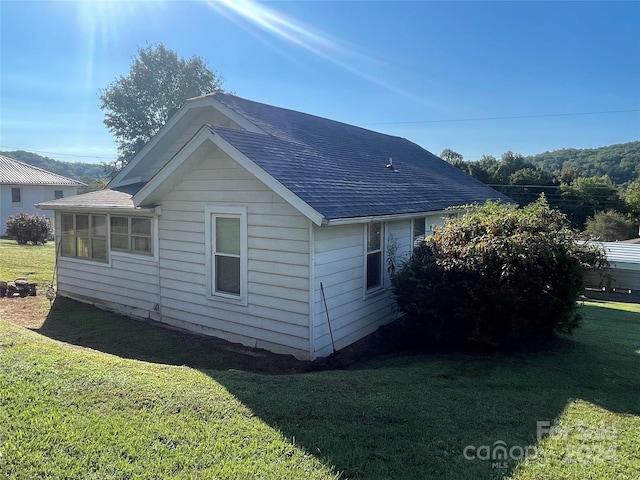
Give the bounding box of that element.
[0,146,114,161]
[359,109,640,126]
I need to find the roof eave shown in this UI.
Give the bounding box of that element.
[323,208,471,226]
[36,203,158,214]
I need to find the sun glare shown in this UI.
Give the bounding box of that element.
[204,0,402,94]
[74,0,164,88]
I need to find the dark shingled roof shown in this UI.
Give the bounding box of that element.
[38,189,134,209]
[210,94,512,220]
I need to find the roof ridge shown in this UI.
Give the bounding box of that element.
[211,92,411,143]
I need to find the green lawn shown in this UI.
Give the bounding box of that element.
[0,239,55,286]
[1,240,639,479]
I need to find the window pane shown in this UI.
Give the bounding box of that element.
[367,223,381,252]
[92,239,107,261]
[61,236,75,256]
[61,214,74,234]
[111,217,129,234]
[216,255,240,295]
[54,190,63,199]
[92,215,107,237]
[131,218,151,235]
[76,237,90,258]
[11,188,21,203]
[132,236,151,253]
[216,217,240,255]
[111,234,129,251]
[367,252,382,289]
[76,215,89,236]
[414,218,426,239]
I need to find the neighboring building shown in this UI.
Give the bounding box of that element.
[38,93,510,360]
[584,241,640,302]
[0,155,85,236]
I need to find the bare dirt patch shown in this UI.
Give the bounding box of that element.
[0,294,50,329]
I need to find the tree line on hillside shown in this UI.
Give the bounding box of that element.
[526,141,640,185]
[440,147,640,241]
[1,150,108,193]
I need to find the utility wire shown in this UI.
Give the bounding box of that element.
[0,146,114,161]
[359,109,640,126]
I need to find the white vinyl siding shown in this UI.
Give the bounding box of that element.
[52,210,160,320]
[312,220,409,358]
[157,148,311,358]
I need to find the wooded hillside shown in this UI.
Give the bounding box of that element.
[525,141,640,185]
[0,150,106,181]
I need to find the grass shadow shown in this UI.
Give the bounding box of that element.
[37,297,310,374]
[35,297,640,479]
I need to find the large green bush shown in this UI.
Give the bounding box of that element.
[5,213,51,245]
[391,197,607,350]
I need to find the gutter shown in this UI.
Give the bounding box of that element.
[324,208,469,226]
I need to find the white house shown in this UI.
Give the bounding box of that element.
[1,155,85,236]
[38,93,510,360]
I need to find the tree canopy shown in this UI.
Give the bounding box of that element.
[439,142,639,235]
[525,141,640,185]
[99,43,224,172]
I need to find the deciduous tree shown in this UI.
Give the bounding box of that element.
[100,43,224,173]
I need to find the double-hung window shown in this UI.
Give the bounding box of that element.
[365,222,383,292]
[206,207,247,302]
[61,213,107,261]
[412,217,427,247]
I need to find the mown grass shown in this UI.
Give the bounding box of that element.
[1,241,639,479]
[0,239,55,286]
[0,321,338,479]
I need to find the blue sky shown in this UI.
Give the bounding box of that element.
[1,0,638,164]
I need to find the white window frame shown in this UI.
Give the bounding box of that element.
[60,213,108,263]
[364,222,384,296]
[412,217,428,247]
[110,215,154,256]
[205,206,248,305]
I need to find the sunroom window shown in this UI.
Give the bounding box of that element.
[60,213,107,262]
[110,216,152,255]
